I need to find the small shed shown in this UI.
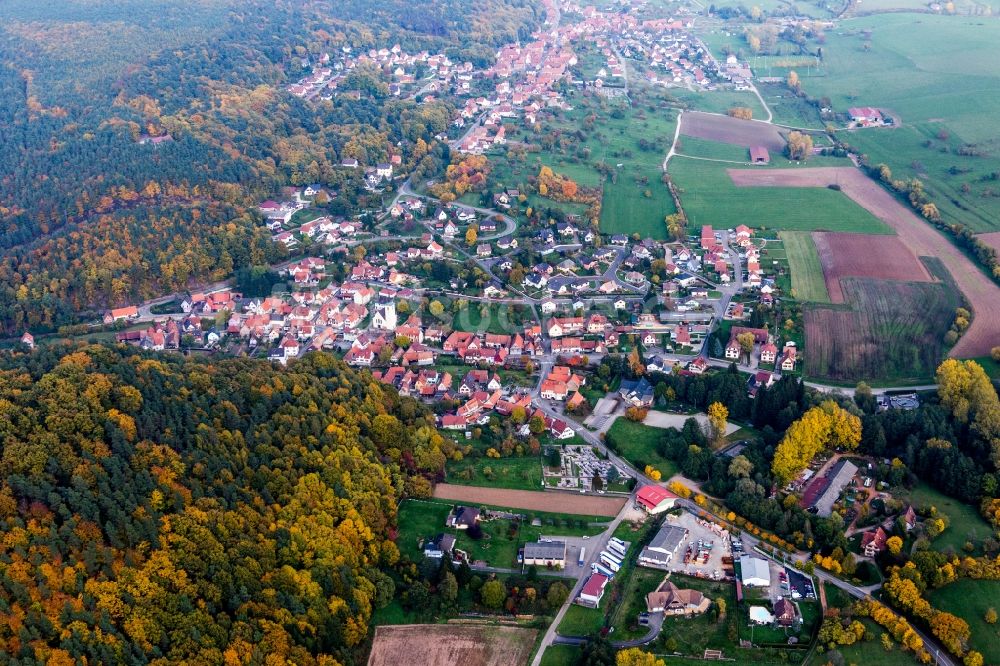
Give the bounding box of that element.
[749,146,770,164]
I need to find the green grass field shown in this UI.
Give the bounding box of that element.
[605,418,678,479]
[675,136,752,162]
[972,355,1000,379]
[671,87,769,119]
[447,455,544,491]
[780,231,831,303]
[656,575,739,656]
[668,157,893,234]
[928,580,1000,665]
[538,644,579,666]
[792,14,1000,232]
[894,482,993,552]
[558,603,606,636]
[838,124,1000,233]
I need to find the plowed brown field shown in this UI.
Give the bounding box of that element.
[812,232,933,303]
[680,111,786,151]
[368,625,537,666]
[433,484,625,516]
[728,167,1000,357]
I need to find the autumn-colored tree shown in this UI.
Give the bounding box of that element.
[707,402,729,445]
[466,226,478,246]
[429,300,445,317]
[736,332,756,361]
[644,465,662,482]
[772,401,861,483]
[787,70,800,91]
[728,107,753,120]
[616,648,666,666]
[887,536,904,556]
[985,608,997,624]
[786,131,814,160]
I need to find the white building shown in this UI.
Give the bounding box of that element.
[739,556,771,587]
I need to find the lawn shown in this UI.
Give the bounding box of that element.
[668,157,893,234]
[452,302,535,334]
[610,567,669,639]
[604,418,678,479]
[655,575,739,656]
[894,482,993,552]
[780,231,831,303]
[538,644,579,666]
[447,454,544,491]
[928,579,1000,666]
[558,603,606,636]
[675,135,752,162]
[395,499,610,567]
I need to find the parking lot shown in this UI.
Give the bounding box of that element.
[663,510,732,579]
[785,567,816,602]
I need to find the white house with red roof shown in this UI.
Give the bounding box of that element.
[578,573,610,607]
[636,485,677,514]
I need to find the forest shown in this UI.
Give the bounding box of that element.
[0,0,542,333]
[0,344,453,663]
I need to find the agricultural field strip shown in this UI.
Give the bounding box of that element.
[727,167,1000,358]
[780,231,831,303]
[432,483,626,516]
[368,624,538,666]
[678,111,787,151]
[811,231,933,304]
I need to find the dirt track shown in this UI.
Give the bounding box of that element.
[368,625,537,666]
[433,484,626,516]
[812,232,933,303]
[680,111,787,152]
[728,167,1000,357]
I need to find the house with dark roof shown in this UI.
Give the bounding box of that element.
[447,506,480,530]
[423,533,456,559]
[646,578,710,615]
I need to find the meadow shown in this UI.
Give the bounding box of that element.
[668,157,893,234]
[839,124,1000,233]
[894,482,994,552]
[928,580,1000,665]
[779,231,831,303]
[604,418,678,479]
[790,14,1000,232]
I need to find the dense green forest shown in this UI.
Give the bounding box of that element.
[0,0,541,333]
[0,344,451,663]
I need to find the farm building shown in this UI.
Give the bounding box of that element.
[739,555,771,587]
[646,579,710,615]
[635,485,678,514]
[807,459,858,517]
[749,146,770,164]
[848,106,884,125]
[578,573,610,607]
[638,524,688,567]
[523,541,567,567]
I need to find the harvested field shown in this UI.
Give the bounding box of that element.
[728,167,1000,358]
[679,111,787,152]
[433,484,625,516]
[812,232,933,303]
[804,276,961,382]
[367,624,538,666]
